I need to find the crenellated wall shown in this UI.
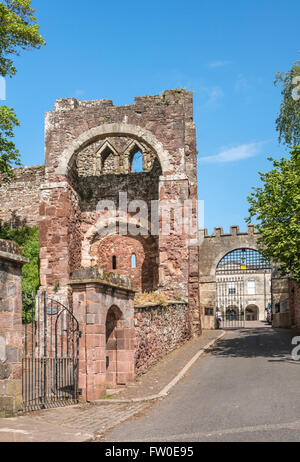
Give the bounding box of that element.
[199,225,264,328]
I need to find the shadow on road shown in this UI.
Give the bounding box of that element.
[210,326,300,361]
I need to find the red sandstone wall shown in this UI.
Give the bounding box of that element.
[134,302,191,375]
[92,234,158,292]
[41,90,200,332]
[79,171,160,292]
[0,166,45,227]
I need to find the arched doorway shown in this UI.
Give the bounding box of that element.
[216,248,271,322]
[106,305,123,387]
[246,305,259,321]
[226,306,238,320]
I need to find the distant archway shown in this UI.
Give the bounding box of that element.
[246,305,259,321]
[226,306,238,320]
[216,248,271,322]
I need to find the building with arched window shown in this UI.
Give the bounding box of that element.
[216,248,272,321]
[198,225,288,328]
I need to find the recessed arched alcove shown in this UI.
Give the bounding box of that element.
[106,305,123,387]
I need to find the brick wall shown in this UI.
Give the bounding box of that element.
[134,301,191,375]
[0,166,45,227]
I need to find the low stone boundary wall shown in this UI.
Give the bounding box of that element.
[134,301,191,375]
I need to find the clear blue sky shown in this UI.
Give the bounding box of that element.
[4,0,299,233]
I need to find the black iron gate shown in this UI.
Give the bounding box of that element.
[216,313,245,329]
[22,292,81,413]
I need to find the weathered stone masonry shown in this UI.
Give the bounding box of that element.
[289,280,300,329]
[70,267,136,401]
[0,239,28,416]
[0,166,45,227]
[134,301,190,376]
[199,225,263,328]
[40,90,201,333]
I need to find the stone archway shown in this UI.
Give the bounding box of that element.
[246,305,259,321]
[55,123,172,176]
[226,305,238,320]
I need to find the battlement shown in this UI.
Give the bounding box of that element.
[200,224,260,238]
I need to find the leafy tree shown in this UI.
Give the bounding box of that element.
[0,0,45,183]
[247,147,300,283]
[275,57,300,146]
[0,105,21,182]
[0,224,40,322]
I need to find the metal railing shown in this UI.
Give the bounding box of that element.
[22,293,80,413]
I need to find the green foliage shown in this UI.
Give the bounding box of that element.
[0,224,40,322]
[246,147,300,283]
[0,105,21,182]
[275,57,300,146]
[0,0,45,183]
[0,0,45,78]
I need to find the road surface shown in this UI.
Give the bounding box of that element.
[103,323,300,442]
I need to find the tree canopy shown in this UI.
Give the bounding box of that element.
[275,57,300,146]
[0,0,45,183]
[247,147,300,283]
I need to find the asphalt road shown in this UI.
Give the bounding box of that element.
[103,324,300,442]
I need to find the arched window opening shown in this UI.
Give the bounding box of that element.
[112,255,117,270]
[131,150,143,173]
[102,147,115,174]
[131,253,137,269]
[216,248,271,274]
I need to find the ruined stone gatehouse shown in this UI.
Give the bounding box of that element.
[0,89,201,333]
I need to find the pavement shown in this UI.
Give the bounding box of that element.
[0,329,222,442]
[102,322,300,442]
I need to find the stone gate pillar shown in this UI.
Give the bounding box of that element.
[0,240,28,417]
[70,267,135,401]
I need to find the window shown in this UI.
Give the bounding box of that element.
[101,146,115,174]
[131,253,137,268]
[228,282,236,295]
[112,256,117,270]
[205,307,214,316]
[216,248,271,274]
[248,280,256,295]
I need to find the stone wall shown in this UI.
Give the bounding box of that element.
[134,301,190,375]
[199,225,262,327]
[40,90,201,334]
[0,166,45,227]
[0,239,28,416]
[289,280,300,328]
[70,266,136,400]
[271,266,290,327]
